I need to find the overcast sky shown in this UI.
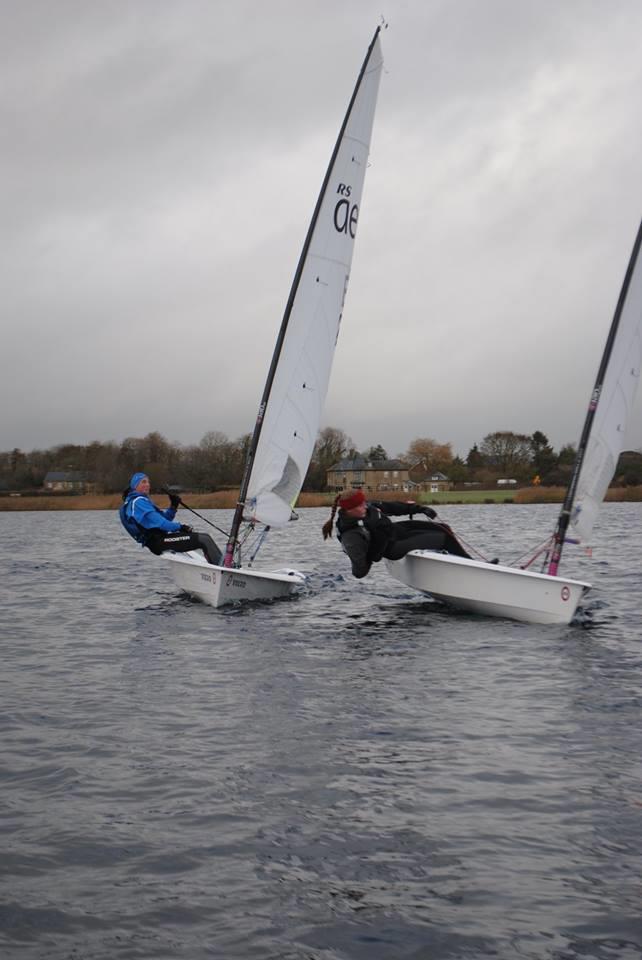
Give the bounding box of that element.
[3,0,642,460]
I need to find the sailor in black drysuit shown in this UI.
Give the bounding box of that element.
[322,488,472,579]
[119,472,222,566]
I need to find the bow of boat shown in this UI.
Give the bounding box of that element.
[385,551,591,625]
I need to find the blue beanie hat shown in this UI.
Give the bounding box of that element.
[129,472,148,490]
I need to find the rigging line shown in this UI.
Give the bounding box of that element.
[230,522,254,568]
[540,537,555,573]
[247,526,271,567]
[235,520,275,568]
[236,523,255,551]
[515,530,584,573]
[163,490,230,538]
[444,527,494,563]
[510,536,554,570]
[186,512,229,537]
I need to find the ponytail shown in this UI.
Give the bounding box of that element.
[322,495,342,540]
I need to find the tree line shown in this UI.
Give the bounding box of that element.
[1,427,641,493]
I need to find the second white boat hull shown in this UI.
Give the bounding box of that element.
[385,551,591,625]
[164,552,305,608]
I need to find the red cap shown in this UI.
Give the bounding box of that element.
[338,489,366,510]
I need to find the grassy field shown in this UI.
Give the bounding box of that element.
[1,486,641,511]
[416,489,524,505]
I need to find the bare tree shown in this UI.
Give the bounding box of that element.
[406,437,454,473]
[304,426,353,490]
[480,431,533,477]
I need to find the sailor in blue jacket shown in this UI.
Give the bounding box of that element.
[119,472,221,565]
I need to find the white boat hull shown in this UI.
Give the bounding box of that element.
[385,551,591,625]
[163,552,305,608]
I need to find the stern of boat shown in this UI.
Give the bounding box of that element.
[163,552,305,607]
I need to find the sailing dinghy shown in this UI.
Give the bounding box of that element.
[386,218,642,624]
[166,28,384,607]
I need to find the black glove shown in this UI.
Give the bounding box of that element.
[179,524,193,534]
[169,493,181,509]
[411,505,436,519]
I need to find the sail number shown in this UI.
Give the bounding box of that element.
[334,183,358,238]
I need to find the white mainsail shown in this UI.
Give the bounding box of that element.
[245,33,383,528]
[570,224,642,541]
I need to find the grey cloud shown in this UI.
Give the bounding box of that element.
[2,0,642,457]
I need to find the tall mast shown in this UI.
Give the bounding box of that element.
[548,218,642,576]
[222,27,382,567]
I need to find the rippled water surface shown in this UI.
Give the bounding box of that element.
[1,503,641,959]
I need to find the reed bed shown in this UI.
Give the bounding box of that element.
[515,484,642,504]
[0,490,334,511]
[1,486,640,511]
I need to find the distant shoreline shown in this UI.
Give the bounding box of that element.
[1,487,641,511]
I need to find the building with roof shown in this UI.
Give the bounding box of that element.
[326,457,410,493]
[43,470,88,493]
[326,457,452,494]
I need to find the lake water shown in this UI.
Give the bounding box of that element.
[1,503,641,960]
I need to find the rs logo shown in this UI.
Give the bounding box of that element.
[334,198,358,238]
